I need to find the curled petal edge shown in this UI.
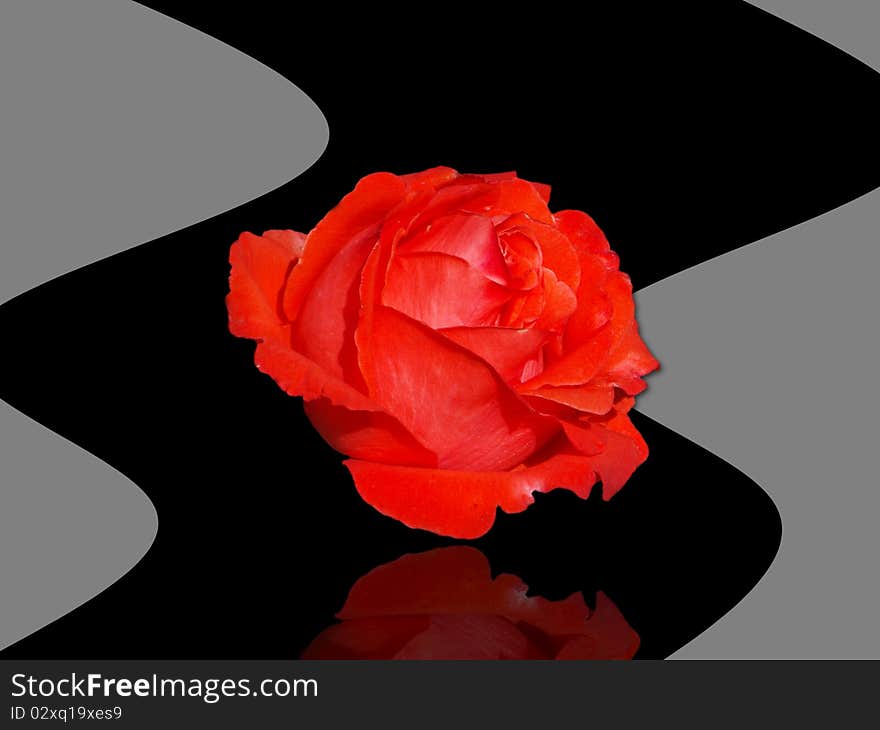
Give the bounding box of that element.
[344,423,648,539]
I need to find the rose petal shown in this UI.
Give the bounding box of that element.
[293,225,378,385]
[562,252,614,348]
[307,614,541,660]
[553,209,612,256]
[406,183,491,232]
[470,171,518,184]
[498,228,542,290]
[307,547,638,660]
[339,547,597,636]
[501,286,545,328]
[392,615,539,659]
[600,271,636,344]
[354,235,392,391]
[602,322,660,394]
[255,338,437,467]
[554,592,641,659]
[400,213,508,285]
[358,307,557,472]
[283,172,406,322]
[227,230,305,342]
[520,348,544,382]
[527,272,637,388]
[338,547,519,618]
[522,383,617,415]
[533,269,578,332]
[400,166,459,190]
[439,326,551,384]
[353,185,443,389]
[561,412,648,499]
[303,398,436,467]
[497,213,581,292]
[254,338,381,412]
[530,181,552,203]
[382,251,512,329]
[521,323,615,388]
[229,226,435,467]
[344,446,605,539]
[261,229,308,256]
[459,178,554,223]
[301,616,430,660]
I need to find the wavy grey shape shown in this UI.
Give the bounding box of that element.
[636,0,880,658]
[0,0,328,650]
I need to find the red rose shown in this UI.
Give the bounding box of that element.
[227,167,658,538]
[302,547,640,660]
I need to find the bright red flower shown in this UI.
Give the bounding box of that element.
[227,167,658,538]
[301,547,640,660]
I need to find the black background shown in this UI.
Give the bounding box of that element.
[2,1,878,658]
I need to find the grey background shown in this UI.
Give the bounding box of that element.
[638,0,880,659]
[0,0,327,651]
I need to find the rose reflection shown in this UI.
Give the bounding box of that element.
[302,547,639,660]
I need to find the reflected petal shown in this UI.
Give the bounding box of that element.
[302,547,639,660]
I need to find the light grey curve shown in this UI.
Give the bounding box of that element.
[635,1,880,658]
[0,0,328,650]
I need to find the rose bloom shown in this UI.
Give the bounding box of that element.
[227,167,658,538]
[302,547,639,660]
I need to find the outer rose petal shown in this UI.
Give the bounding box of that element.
[521,383,617,416]
[293,224,379,384]
[530,181,552,203]
[405,183,501,239]
[562,252,614,347]
[459,178,554,224]
[254,338,383,412]
[524,322,618,388]
[304,398,436,467]
[344,447,605,539]
[261,229,308,254]
[227,230,305,341]
[399,165,459,190]
[561,411,649,499]
[467,171,518,183]
[602,321,661,394]
[553,209,612,256]
[527,272,645,388]
[254,340,436,468]
[282,172,407,322]
[354,186,442,380]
